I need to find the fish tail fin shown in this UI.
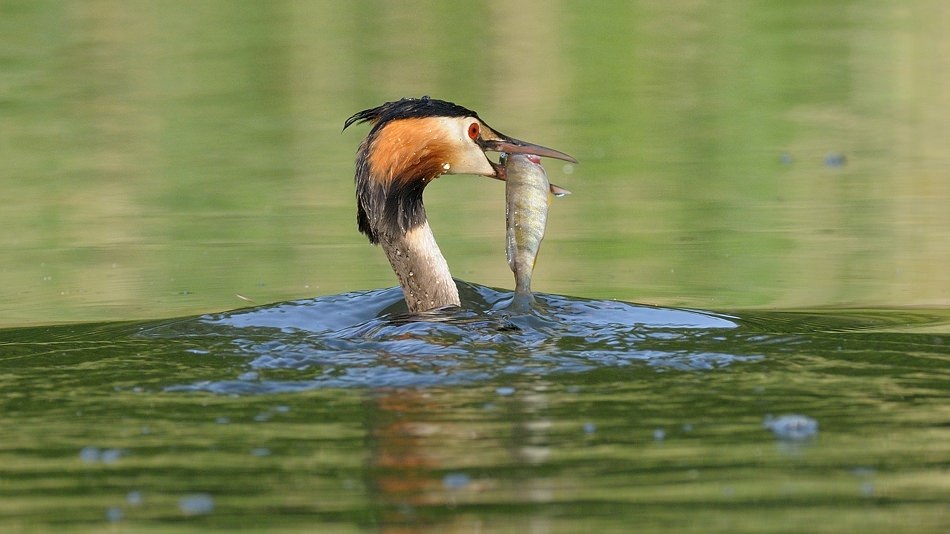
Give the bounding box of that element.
[509,287,536,313]
[550,183,571,197]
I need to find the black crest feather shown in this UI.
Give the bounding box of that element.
[343,96,478,134]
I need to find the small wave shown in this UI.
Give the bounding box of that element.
[160,282,765,392]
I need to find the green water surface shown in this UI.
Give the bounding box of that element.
[1,1,949,532]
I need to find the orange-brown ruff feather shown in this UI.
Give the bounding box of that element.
[366,118,451,194]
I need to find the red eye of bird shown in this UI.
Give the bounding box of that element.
[467,122,480,140]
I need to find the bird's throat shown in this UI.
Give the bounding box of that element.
[379,220,460,313]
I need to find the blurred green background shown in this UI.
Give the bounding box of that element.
[2,0,948,326]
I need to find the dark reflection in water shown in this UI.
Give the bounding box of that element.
[1,286,948,531]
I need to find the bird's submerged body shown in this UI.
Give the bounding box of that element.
[343,97,575,313]
[505,154,550,310]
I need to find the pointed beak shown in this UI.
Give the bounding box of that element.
[481,136,578,163]
[477,125,577,178]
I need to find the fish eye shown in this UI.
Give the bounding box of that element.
[467,122,480,140]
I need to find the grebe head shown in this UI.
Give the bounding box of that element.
[344,96,576,243]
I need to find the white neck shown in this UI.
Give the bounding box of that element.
[378,221,460,313]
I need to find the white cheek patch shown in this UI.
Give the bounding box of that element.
[436,116,469,143]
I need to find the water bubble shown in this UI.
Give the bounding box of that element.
[763,414,818,441]
[126,491,143,506]
[105,506,123,523]
[100,449,124,464]
[496,386,516,396]
[179,493,215,516]
[583,422,597,434]
[824,153,846,167]
[79,446,124,464]
[79,446,100,463]
[653,428,666,441]
[442,473,471,490]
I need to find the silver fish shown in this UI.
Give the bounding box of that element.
[505,153,554,309]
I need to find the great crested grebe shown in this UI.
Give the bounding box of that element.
[343,97,576,313]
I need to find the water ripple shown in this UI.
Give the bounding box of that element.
[160,282,765,393]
